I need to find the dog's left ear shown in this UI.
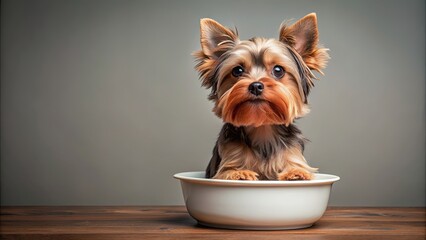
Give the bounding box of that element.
[279,13,329,73]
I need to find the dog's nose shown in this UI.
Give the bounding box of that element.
[248,82,264,96]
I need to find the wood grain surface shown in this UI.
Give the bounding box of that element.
[0,206,425,239]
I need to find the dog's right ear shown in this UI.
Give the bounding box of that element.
[194,19,238,97]
[199,18,238,59]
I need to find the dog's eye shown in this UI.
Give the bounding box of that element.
[272,65,285,79]
[231,66,244,77]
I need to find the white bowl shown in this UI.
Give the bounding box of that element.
[174,171,340,230]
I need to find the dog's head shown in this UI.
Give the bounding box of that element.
[194,13,329,127]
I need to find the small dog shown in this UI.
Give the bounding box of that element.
[194,13,329,180]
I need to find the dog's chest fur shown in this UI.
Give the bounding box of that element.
[221,123,305,158]
[211,123,306,179]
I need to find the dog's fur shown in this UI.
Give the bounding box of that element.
[194,13,329,180]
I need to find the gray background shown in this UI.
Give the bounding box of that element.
[1,0,425,206]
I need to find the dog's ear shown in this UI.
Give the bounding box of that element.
[194,19,238,96]
[279,13,329,73]
[199,18,238,59]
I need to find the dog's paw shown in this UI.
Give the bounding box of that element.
[220,170,259,180]
[278,169,313,181]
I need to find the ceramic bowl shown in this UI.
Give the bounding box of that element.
[174,171,339,230]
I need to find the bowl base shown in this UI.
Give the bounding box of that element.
[198,221,314,230]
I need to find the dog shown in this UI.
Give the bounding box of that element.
[194,13,329,180]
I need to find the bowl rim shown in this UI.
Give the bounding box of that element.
[174,171,340,187]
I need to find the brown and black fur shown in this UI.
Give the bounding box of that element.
[194,13,329,180]
[206,123,309,180]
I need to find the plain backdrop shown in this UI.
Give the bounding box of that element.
[1,0,425,206]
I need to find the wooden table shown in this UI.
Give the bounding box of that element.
[0,206,425,239]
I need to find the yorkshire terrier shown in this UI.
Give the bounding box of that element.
[194,13,329,181]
